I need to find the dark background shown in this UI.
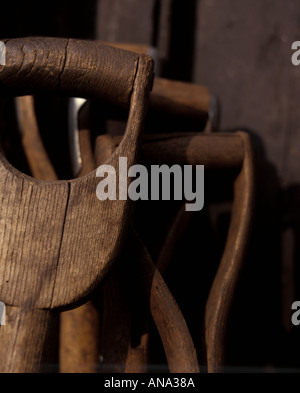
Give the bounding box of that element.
[1,0,300,372]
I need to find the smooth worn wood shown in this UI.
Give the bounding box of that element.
[205,132,255,372]
[151,78,210,121]
[0,38,153,372]
[113,133,244,169]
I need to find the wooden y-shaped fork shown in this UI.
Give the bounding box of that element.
[0,37,153,372]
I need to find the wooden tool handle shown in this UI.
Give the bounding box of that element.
[0,37,151,108]
[112,133,244,169]
[0,306,58,373]
[103,41,217,124]
[205,132,255,372]
[151,78,211,120]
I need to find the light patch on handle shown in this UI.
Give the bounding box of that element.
[0,302,5,325]
[0,41,6,66]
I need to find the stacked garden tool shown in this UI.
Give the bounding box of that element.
[0,37,255,373]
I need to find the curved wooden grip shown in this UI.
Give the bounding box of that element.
[0,37,148,108]
[205,132,255,372]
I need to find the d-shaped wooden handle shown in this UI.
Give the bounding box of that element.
[0,37,153,108]
[0,38,153,372]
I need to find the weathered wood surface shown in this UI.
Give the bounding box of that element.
[0,38,153,309]
[0,38,154,372]
[0,38,142,108]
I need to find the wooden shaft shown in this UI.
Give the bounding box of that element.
[133,230,200,373]
[205,132,255,372]
[0,306,58,373]
[113,133,244,169]
[124,333,150,373]
[15,96,57,181]
[151,78,210,120]
[104,42,211,119]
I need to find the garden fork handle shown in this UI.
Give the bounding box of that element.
[0,37,152,108]
[0,38,153,373]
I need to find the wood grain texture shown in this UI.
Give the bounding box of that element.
[0,38,153,372]
[0,44,153,310]
[0,306,59,373]
[0,37,140,108]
